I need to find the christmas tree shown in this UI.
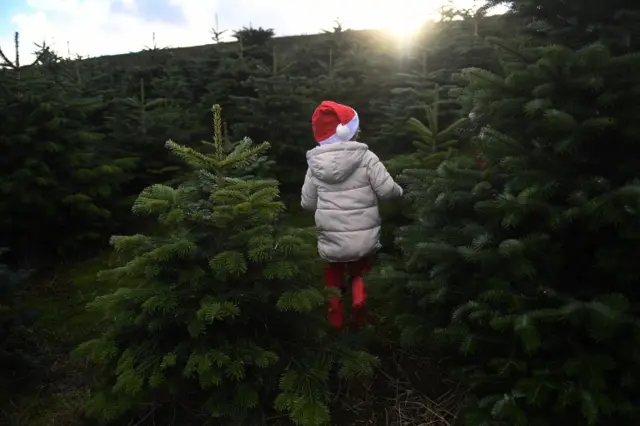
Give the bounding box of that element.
[75,105,377,425]
[106,78,184,191]
[383,33,640,426]
[229,29,316,195]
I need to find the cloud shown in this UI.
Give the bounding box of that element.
[0,0,367,61]
[0,0,495,62]
[1,0,226,60]
[109,0,186,25]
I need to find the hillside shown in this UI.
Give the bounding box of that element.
[82,15,512,68]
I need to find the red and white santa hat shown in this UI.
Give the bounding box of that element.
[311,101,359,145]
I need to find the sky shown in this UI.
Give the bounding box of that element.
[0,0,499,61]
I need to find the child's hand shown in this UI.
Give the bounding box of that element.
[395,184,404,198]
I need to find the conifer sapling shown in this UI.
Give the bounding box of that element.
[75,104,378,426]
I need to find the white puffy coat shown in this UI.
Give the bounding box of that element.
[301,141,403,262]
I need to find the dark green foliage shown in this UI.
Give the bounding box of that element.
[75,105,378,425]
[372,71,438,160]
[0,20,512,264]
[489,0,640,50]
[371,9,502,159]
[0,248,40,400]
[378,85,468,257]
[234,71,317,192]
[234,26,276,54]
[371,14,484,258]
[0,44,132,259]
[383,38,640,425]
[105,79,185,189]
[0,18,527,425]
[386,85,468,174]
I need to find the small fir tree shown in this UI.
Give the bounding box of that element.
[106,78,184,191]
[386,85,468,174]
[371,11,499,160]
[231,52,316,196]
[75,105,378,426]
[373,87,468,260]
[380,38,640,425]
[200,31,265,129]
[293,29,376,123]
[372,73,440,160]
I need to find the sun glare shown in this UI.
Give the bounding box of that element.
[359,0,441,40]
[356,0,493,40]
[383,11,431,38]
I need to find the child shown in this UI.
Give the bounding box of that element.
[301,100,403,330]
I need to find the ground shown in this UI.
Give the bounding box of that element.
[3,253,118,426]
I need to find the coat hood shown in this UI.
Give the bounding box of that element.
[306,141,369,184]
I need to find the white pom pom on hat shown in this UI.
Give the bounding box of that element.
[335,123,351,141]
[311,101,360,145]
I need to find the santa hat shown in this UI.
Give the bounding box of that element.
[312,101,359,144]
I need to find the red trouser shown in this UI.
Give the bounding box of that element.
[323,257,371,330]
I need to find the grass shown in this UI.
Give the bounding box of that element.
[2,252,122,426]
[331,335,461,426]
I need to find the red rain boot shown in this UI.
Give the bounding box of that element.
[350,276,369,328]
[351,276,367,309]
